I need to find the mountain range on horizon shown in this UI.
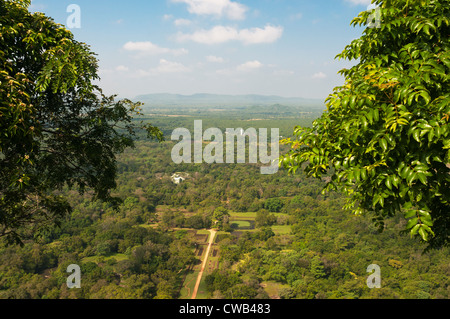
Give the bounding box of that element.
[135,93,326,108]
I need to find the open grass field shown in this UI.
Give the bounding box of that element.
[229,212,257,219]
[229,212,257,231]
[271,225,292,235]
[231,220,253,228]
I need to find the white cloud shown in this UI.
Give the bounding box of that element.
[177,25,237,44]
[106,60,190,78]
[176,24,283,45]
[312,72,327,79]
[123,41,188,56]
[172,0,247,20]
[238,25,284,45]
[206,55,225,63]
[153,59,191,74]
[217,60,263,75]
[236,60,262,71]
[134,59,190,77]
[273,69,294,76]
[115,65,129,72]
[174,18,193,27]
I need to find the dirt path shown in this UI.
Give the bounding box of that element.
[191,229,217,299]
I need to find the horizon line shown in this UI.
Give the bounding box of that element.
[132,92,327,100]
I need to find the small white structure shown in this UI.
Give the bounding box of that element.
[171,173,187,184]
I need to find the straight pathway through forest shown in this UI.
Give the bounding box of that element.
[191,229,217,299]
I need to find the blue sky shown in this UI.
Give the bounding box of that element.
[29,0,375,100]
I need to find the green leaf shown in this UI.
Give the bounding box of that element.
[392,175,400,188]
[421,224,435,236]
[417,172,427,185]
[385,177,392,190]
[360,168,367,181]
[366,110,373,124]
[406,170,417,185]
[410,224,421,237]
[380,138,388,152]
[373,108,380,122]
[379,196,385,208]
[419,227,428,241]
[404,209,416,219]
[421,217,434,227]
[406,218,419,230]
[354,168,361,182]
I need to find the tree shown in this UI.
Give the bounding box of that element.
[310,256,326,279]
[255,209,276,227]
[0,0,163,244]
[280,0,449,248]
[264,198,283,213]
[213,206,230,230]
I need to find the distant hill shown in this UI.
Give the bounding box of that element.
[135,93,325,109]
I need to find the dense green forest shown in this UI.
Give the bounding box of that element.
[0,112,448,299]
[1,0,448,303]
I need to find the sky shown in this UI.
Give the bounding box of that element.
[29,0,375,100]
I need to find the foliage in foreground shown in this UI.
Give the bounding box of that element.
[281,0,450,248]
[0,0,163,244]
